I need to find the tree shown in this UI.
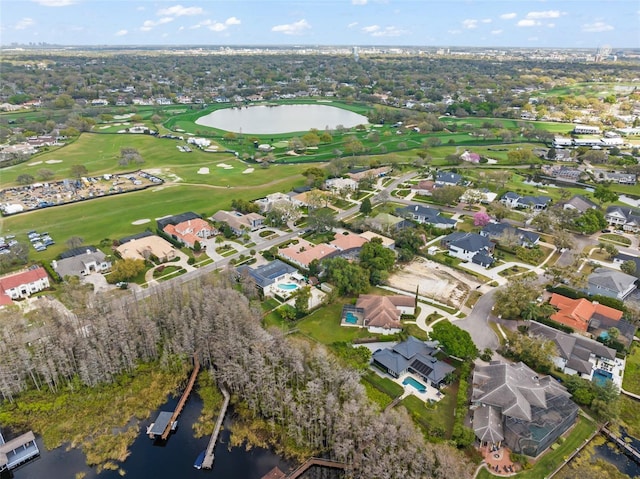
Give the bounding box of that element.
[307,208,335,233]
[344,136,364,157]
[546,147,557,160]
[604,243,619,260]
[119,147,144,166]
[294,287,311,316]
[322,257,369,295]
[473,211,491,227]
[109,258,145,283]
[429,321,478,360]
[593,185,618,205]
[530,211,555,233]
[37,168,55,181]
[359,197,372,216]
[574,208,607,235]
[16,174,34,185]
[193,240,202,252]
[70,164,88,179]
[620,260,637,276]
[359,237,395,285]
[502,330,556,373]
[65,236,84,249]
[493,277,539,320]
[431,185,464,206]
[553,229,575,250]
[487,201,509,221]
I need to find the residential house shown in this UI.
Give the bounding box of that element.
[352,294,416,334]
[585,268,637,300]
[613,253,640,277]
[480,223,540,248]
[528,322,620,386]
[460,188,497,204]
[156,212,202,231]
[371,336,455,387]
[396,205,457,229]
[255,192,302,212]
[553,137,574,149]
[359,231,395,249]
[548,293,623,333]
[561,195,598,213]
[0,267,50,303]
[603,172,637,186]
[435,172,462,186]
[278,238,337,269]
[471,361,579,455]
[116,235,175,263]
[410,180,435,196]
[441,232,495,266]
[541,165,582,181]
[330,232,368,258]
[367,213,413,234]
[163,218,215,248]
[605,206,640,232]
[52,248,111,278]
[211,210,265,235]
[324,177,358,192]
[500,192,551,210]
[346,166,391,182]
[237,259,298,297]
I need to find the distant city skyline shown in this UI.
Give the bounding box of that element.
[1,0,638,49]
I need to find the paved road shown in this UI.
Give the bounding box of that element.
[454,288,500,350]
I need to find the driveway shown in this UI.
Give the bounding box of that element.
[454,289,500,351]
[82,272,111,293]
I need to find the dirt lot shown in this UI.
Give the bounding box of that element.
[387,257,480,308]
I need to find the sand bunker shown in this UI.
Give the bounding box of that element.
[45,160,62,164]
[28,161,42,166]
[242,168,254,174]
[197,167,210,174]
[132,218,151,225]
[113,113,135,120]
[217,163,234,170]
[387,257,480,309]
[99,125,111,129]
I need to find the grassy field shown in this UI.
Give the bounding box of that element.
[621,344,640,395]
[399,382,458,440]
[476,416,598,479]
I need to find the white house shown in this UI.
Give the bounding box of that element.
[0,267,50,302]
[324,177,358,192]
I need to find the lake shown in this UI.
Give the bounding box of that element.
[195,104,369,134]
[7,394,289,479]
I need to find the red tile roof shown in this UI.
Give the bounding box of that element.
[0,267,48,292]
[549,293,623,332]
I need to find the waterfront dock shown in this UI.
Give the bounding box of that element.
[260,457,348,479]
[201,385,230,469]
[0,430,40,471]
[602,427,640,464]
[147,356,200,440]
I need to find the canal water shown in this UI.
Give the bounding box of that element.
[7,394,289,479]
[593,428,640,478]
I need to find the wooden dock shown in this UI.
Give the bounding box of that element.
[201,385,230,469]
[260,457,348,479]
[158,356,200,441]
[602,427,640,464]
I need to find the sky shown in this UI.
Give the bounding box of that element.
[1,0,639,49]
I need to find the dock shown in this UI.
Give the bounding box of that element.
[201,385,230,469]
[602,427,640,464]
[147,356,200,441]
[0,431,40,472]
[260,457,348,479]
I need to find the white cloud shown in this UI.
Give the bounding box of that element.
[462,19,478,29]
[157,5,204,17]
[15,18,36,30]
[115,29,128,36]
[491,29,503,35]
[271,19,310,35]
[136,6,145,11]
[199,17,242,32]
[517,19,540,27]
[362,25,380,33]
[141,17,174,32]
[547,23,555,28]
[225,17,241,26]
[526,10,563,19]
[448,29,462,35]
[352,0,368,4]
[582,21,614,32]
[347,22,359,28]
[481,18,492,24]
[32,0,75,6]
[370,26,405,37]
[500,13,517,20]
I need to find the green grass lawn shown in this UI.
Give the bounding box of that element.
[619,394,640,439]
[399,382,458,440]
[621,344,640,395]
[598,234,632,246]
[476,416,597,479]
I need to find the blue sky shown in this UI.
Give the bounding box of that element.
[2,0,638,48]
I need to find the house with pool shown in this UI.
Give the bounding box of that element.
[371,336,455,390]
[237,259,303,298]
[342,294,415,335]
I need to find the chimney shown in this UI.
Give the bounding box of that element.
[51,260,57,270]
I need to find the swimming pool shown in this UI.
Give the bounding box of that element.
[592,368,613,387]
[344,312,358,324]
[403,376,427,393]
[277,282,299,291]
